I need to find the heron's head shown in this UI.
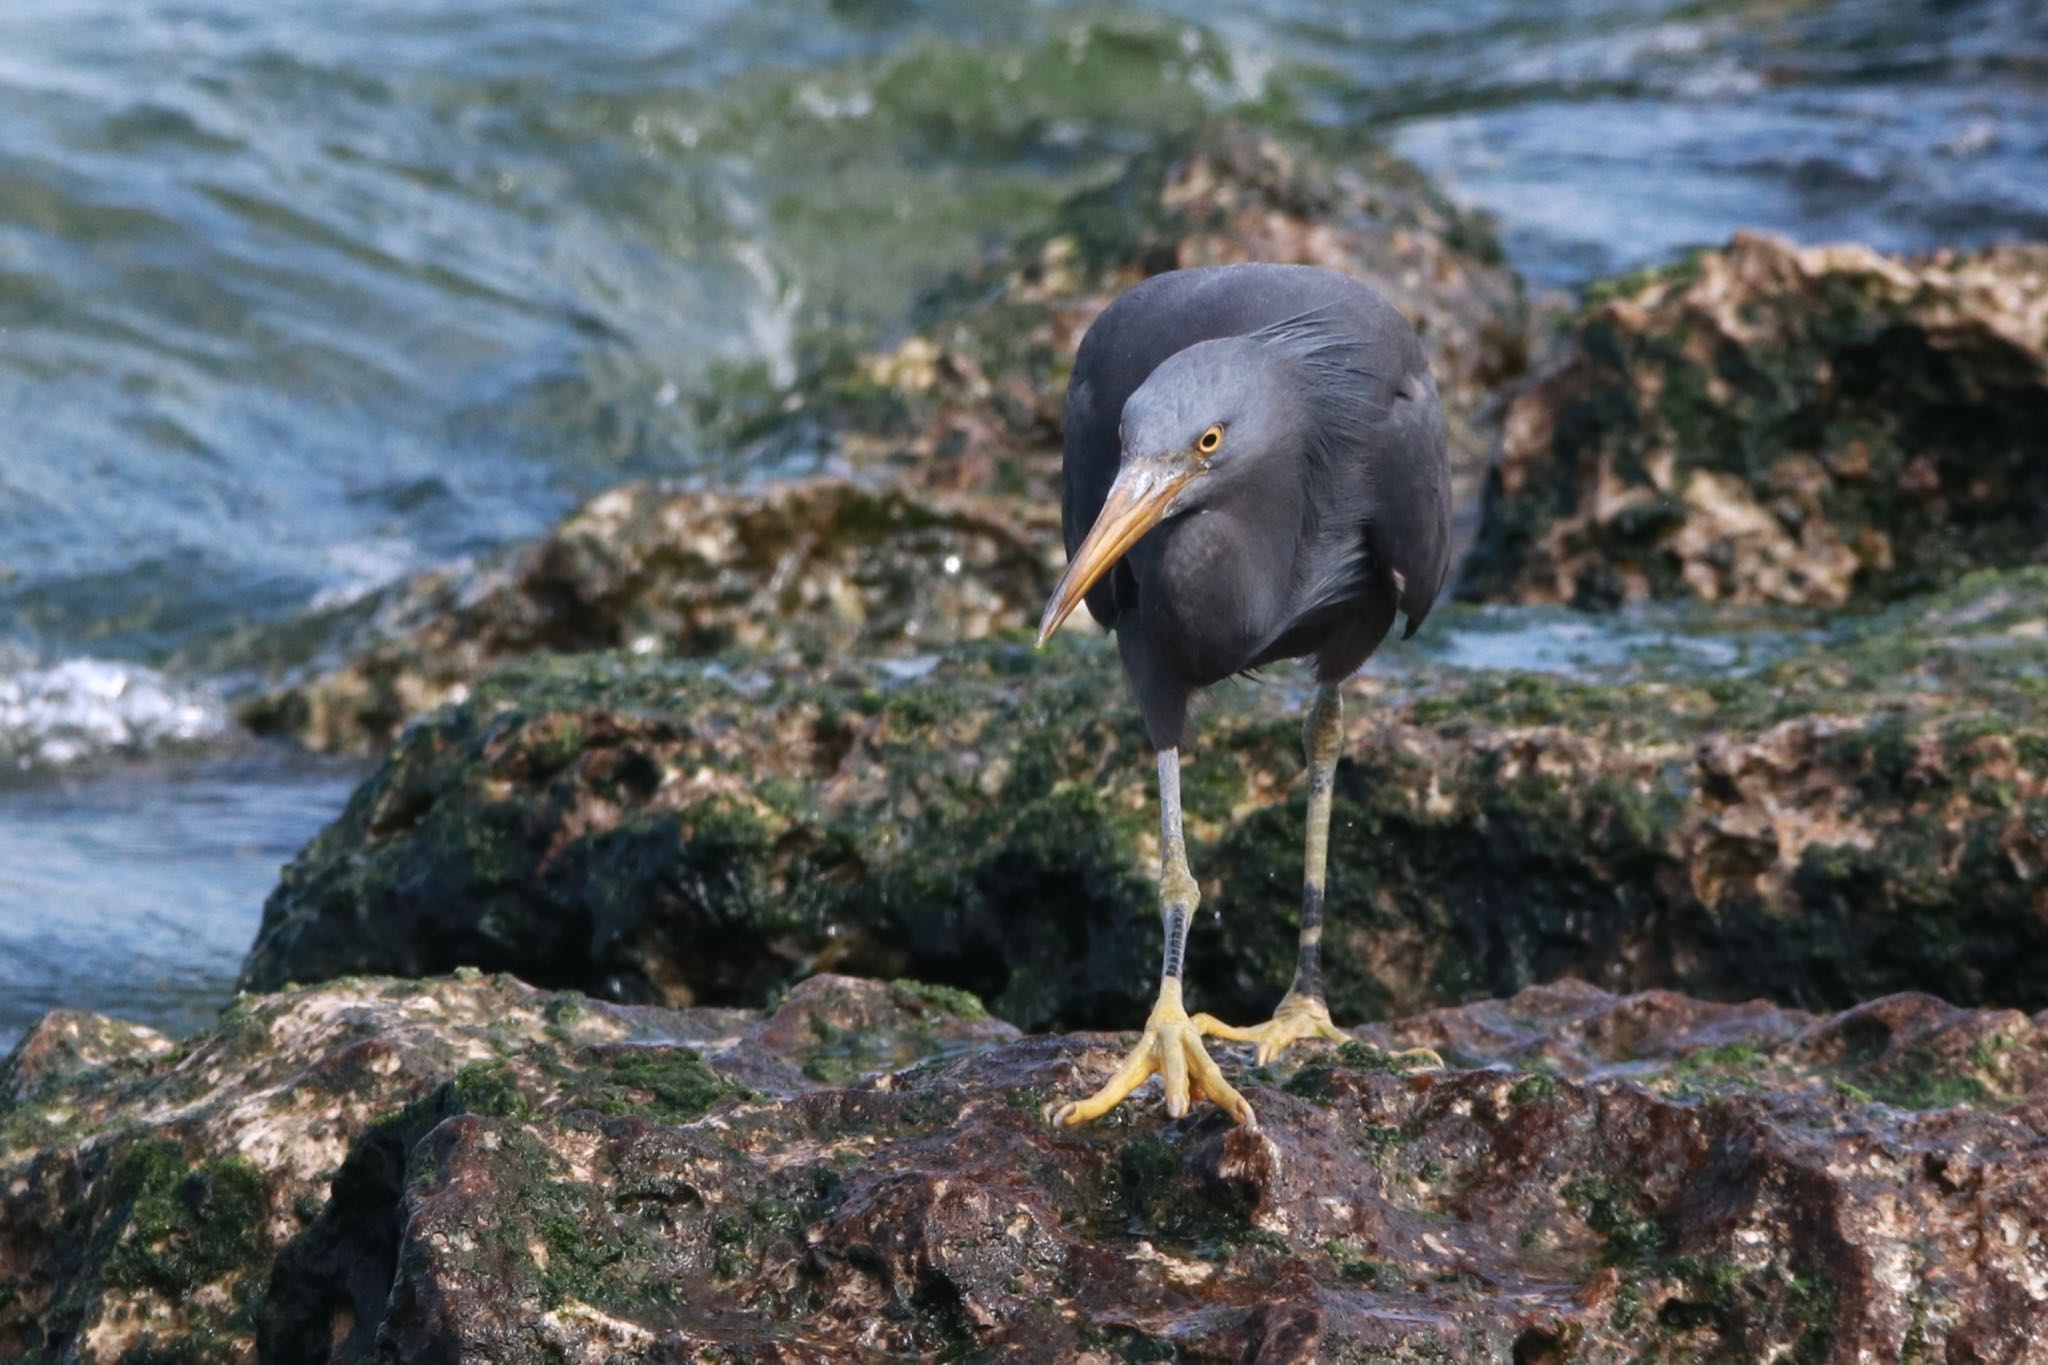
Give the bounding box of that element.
[1036,338,1307,646]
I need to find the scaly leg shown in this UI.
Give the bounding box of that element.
[1195,685,1442,1070]
[1055,748,1256,1127]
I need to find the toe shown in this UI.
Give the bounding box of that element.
[1055,1002,1274,1127]
[1190,1013,1260,1044]
[1160,1033,1192,1117]
[1055,1034,1162,1125]
[1057,1078,1137,1126]
[1186,1037,1255,1125]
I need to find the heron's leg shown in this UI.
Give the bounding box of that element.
[1054,748,1255,1127]
[1194,685,1441,1069]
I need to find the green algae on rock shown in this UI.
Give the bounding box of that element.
[240,569,2048,1029]
[1463,232,2048,610]
[5,975,2046,1362]
[240,640,1170,1031]
[0,972,1012,1364]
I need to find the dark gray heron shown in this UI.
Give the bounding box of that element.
[1036,262,1450,1127]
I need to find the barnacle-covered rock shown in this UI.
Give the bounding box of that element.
[237,479,1059,754]
[0,971,1010,1363]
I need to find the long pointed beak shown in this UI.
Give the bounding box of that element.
[1036,459,1200,646]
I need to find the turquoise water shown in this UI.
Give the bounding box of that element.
[1,0,2042,1042]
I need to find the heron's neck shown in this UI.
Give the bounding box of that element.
[1136,465,1301,682]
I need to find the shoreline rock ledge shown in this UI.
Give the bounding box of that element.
[4,972,2046,1362]
[237,569,2048,1035]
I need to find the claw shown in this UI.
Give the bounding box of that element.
[1055,979,1256,1128]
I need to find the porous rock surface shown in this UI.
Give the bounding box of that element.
[4,974,2046,1362]
[1464,233,2048,610]
[239,569,2048,1031]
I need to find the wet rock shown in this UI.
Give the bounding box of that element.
[240,568,2048,1028]
[237,479,1059,755]
[236,121,1525,756]
[0,971,1010,1363]
[1464,232,2048,609]
[5,975,2046,1362]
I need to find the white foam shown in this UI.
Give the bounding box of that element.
[0,659,232,770]
[307,537,433,612]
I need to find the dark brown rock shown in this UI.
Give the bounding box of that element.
[6,974,2047,1362]
[0,971,1012,1363]
[1463,232,2048,610]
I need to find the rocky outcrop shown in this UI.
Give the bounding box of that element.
[236,480,1058,755]
[1463,232,2048,609]
[235,122,1527,756]
[239,568,2048,1029]
[0,972,1010,1363]
[4,973,2045,1363]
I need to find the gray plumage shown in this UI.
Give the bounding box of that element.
[1059,262,1451,747]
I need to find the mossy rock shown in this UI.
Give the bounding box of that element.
[241,569,2048,1027]
[0,971,1010,1362]
[231,479,1062,755]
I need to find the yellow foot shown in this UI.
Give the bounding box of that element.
[1195,993,1448,1072]
[1054,980,1256,1128]
[1193,991,1348,1066]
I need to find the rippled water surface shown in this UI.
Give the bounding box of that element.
[0,751,362,1046]
[1,0,2042,1040]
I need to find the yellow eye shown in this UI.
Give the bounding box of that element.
[1196,424,1224,455]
